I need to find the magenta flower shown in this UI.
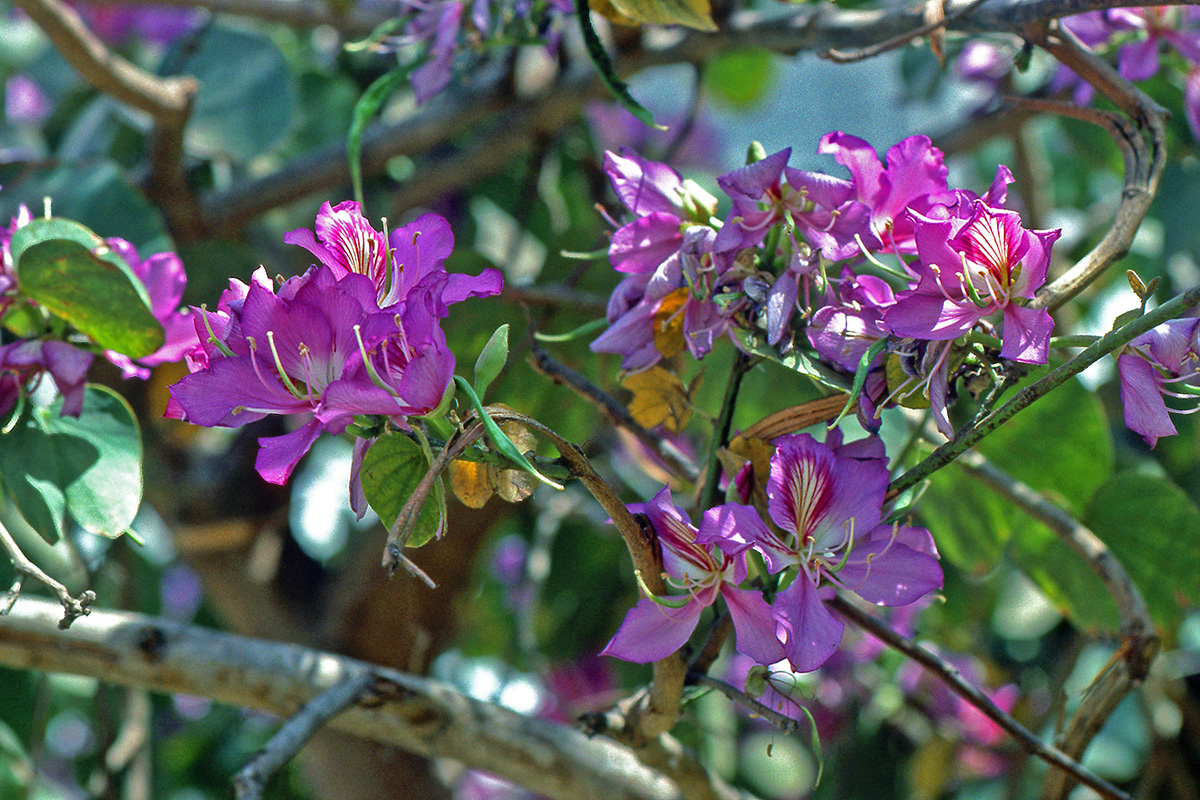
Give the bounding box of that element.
[603,148,717,275]
[172,205,500,486]
[285,200,389,296]
[815,132,950,255]
[698,432,942,672]
[0,340,93,419]
[1117,315,1200,447]
[886,198,1061,364]
[601,487,784,666]
[714,147,871,262]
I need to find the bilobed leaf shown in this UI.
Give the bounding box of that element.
[1069,473,1200,631]
[173,26,295,161]
[0,385,142,542]
[359,433,443,549]
[705,49,774,107]
[17,239,164,358]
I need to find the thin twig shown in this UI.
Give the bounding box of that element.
[823,0,994,63]
[829,594,1131,800]
[699,351,753,510]
[482,408,687,742]
[0,597,740,800]
[381,424,486,582]
[0,520,95,629]
[889,285,1200,498]
[1023,21,1167,312]
[691,673,805,735]
[528,343,701,483]
[94,0,391,37]
[233,671,374,800]
[9,0,201,239]
[953,450,1160,800]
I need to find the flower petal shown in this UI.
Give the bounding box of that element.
[600,595,704,663]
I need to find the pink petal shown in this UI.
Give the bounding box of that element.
[600,595,705,663]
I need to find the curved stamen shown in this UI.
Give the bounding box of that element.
[265,331,305,400]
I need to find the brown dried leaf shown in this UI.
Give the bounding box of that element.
[449,459,494,509]
[622,365,694,432]
[738,394,854,442]
[652,287,689,361]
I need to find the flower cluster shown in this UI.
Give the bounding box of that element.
[602,431,942,673]
[592,134,1061,437]
[166,201,502,491]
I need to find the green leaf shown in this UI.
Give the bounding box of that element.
[9,216,152,308]
[918,376,1113,577]
[17,238,164,358]
[348,65,413,205]
[0,163,172,255]
[473,324,509,400]
[359,433,442,549]
[576,0,665,130]
[1072,473,1200,631]
[0,385,142,542]
[171,26,295,161]
[704,49,774,108]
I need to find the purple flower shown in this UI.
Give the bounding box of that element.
[603,148,717,275]
[815,132,951,255]
[1117,315,1200,447]
[171,205,500,486]
[714,148,870,262]
[697,432,942,672]
[886,198,1061,364]
[591,226,737,369]
[0,339,93,419]
[601,487,784,666]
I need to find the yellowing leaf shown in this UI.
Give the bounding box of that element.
[448,417,539,508]
[622,365,694,432]
[593,0,717,31]
[653,287,689,360]
[449,459,494,509]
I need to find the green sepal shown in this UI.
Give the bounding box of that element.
[473,323,510,400]
[348,64,416,205]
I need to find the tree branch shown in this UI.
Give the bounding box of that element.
[10,0,202,238]
[233,672,375,800]
[0,596,749,800]
[1024,21,1167,313]
[828,594,1131,800]
[889,285,1200,497]
[951,450,1160,800]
